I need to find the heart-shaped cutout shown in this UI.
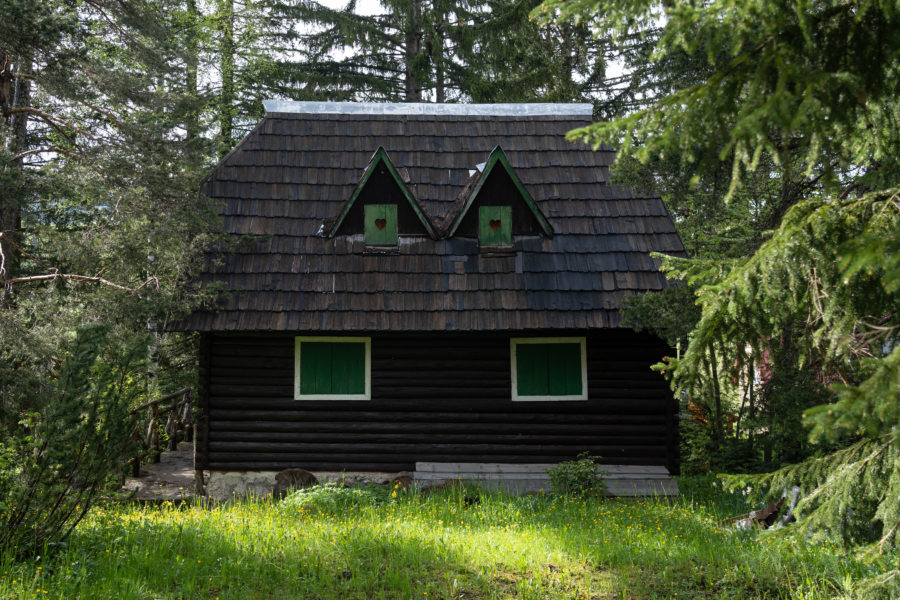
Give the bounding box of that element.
[489,219,501,231]
[375,218,387,230]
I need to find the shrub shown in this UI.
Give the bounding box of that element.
[547,452,608,497]
[279,483,389,514]
[0,325,142,557]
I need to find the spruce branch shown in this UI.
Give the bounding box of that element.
[9,147,83,163]
[4,108,99,144]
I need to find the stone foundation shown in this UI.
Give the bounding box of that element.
[205,470,403,501]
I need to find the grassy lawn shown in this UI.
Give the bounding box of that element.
[0,478,893,599]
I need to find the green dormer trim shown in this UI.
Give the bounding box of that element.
[445,146,553,238]
[326,147,437,239]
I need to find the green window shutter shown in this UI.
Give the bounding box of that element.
[516,343,549,396]
[548,343,583,395]
[514,340,585,399]
[479,206,512,246]
[300,342,333,395]
[299,340,367,396]
[330,342,366,394]
[365,204,398,245]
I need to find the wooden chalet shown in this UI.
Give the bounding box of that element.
[182,101,686,495]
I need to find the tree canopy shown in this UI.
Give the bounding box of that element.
[537,0,900,559]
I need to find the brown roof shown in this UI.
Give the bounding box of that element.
[182,103,685,332]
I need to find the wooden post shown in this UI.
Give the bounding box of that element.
[193,423,205,496]
[151,403,161,463]
[184,389,194,442]
[167,393,178,451]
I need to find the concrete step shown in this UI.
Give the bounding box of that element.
[414,462,678,497]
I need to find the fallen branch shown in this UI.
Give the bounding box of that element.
[7,272,132,291]
[0,232,157,294]
[5,107,101,143]
[9,146,82,163]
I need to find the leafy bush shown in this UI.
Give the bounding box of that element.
[547,452,608,497]
[0,325,142,557]
[279,483,390,514]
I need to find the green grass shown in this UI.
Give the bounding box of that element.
[0,478,895,599]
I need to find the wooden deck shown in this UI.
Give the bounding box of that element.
[414,462,678,496]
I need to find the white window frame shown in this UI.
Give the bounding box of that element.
[510,337,588,402]
[294,336,371,400]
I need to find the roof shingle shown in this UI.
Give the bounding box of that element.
[182,105,684,332]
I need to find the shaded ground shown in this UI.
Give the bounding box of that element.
[121,441,204,501]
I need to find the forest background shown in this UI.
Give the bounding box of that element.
[1,0,898,561]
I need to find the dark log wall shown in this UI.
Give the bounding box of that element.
[200,330,679,474]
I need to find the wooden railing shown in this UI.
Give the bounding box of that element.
[130,388,193,477]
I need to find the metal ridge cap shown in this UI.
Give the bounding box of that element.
[262,100,593,117]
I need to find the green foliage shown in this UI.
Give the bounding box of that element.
[264,0,608,103]
[535,0,900,196]
[723,434,900,552]
[0,325,142,558]
[547,452,608,497]
[623,283,700,348]
[537,0,900,557]
[279,483,390,513]
[660,189,900,442]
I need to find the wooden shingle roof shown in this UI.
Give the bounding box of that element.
[182,102,685,332]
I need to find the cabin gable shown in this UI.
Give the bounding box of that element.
[326,147,436,242]
[445,147,553,244]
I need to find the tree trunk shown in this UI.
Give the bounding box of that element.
[404,0,423,102]
[219,0,235,156]
[185,0,200,149]
[1,52,32,289]
[747,359,755,453]
[432,0,445,103]
[707,348,725,450]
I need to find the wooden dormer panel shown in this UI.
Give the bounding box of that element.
[442,146,553,243]
[452,166,545,238]
[326,147,437,241]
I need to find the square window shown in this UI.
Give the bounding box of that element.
[479,206,512,247]
[510,338,587,401]
[295,337,371,400]
[365,205,398,246]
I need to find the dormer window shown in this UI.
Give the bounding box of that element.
[323,147,437,248]
[442,146,552,248]
[479,206,511,247]
[365,204,398,246]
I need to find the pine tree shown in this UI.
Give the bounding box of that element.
[260,0,609,103]
[0,0,219,497]
[536,0,900,564]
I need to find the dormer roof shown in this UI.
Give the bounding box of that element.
[442,146,553,238]
[324,147,437,239]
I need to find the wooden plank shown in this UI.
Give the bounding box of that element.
[479,206,512,247]
[516,343,547,396]
[332,342,365,394]
[203,332,679,473]
[417,462,555,473]
[416,472,669,481]
[415,462,670,475]
[208,421,665,435]
[364,204,397,246]
[605,479,679,496]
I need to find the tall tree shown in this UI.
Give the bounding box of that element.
[537,0,900,563]
[260,0,608,103]
[0,0,218,426]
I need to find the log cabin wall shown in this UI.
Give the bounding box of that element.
[201,329,679,474]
